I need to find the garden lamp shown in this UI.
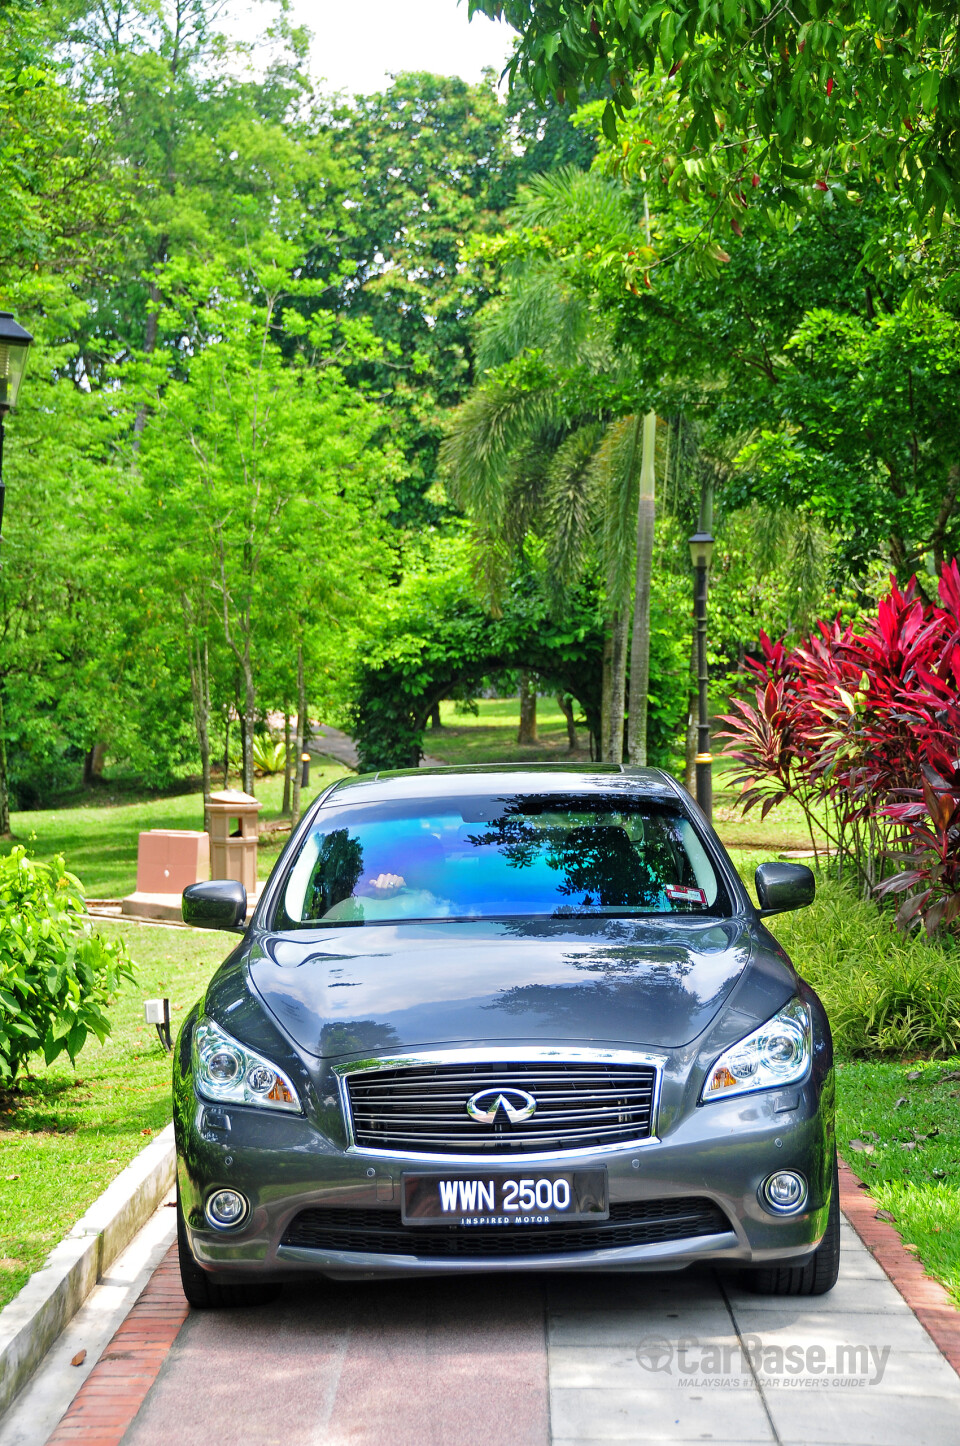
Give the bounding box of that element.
[0,310,34,549]
[687,530,715,572]
[688,527,715,820]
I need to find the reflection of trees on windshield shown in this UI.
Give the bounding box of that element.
[305,829,364,918]
[467,794,693,912]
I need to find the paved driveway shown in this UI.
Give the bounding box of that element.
[33,1207,960,1446]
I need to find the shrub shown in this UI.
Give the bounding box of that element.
[0,849,137,1084]
[770,874,960,1058]
[251,735,286,776]
[719,561,960,935]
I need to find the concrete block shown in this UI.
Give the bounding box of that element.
[136,830,209,894]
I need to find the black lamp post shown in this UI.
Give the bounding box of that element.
[0,311,34,548]
[688,527,715,820]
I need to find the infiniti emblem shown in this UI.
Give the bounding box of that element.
[466,1087,537,1124]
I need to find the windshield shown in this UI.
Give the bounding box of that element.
[275,792,729,928]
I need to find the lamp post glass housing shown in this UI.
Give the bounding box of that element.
[0,312,33,414]
[688,530,715,821]
[0,311,33,549]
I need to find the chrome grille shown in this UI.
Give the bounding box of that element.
[344,1060,658,1154]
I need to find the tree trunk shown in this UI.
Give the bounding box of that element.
[292,644,305,826]
[429,702,443,729]
[180,601,212,828]
[0,690,10,836]
[627,411,657,766]
[517,669,538,743]
[223,710,230,786]
[606,606,629,763]
[600,625,613,761]
[83,744,108,786]
[282,712,292,815]
[194,638,212,833]
[557,693,577,751]
[241,657,255,796]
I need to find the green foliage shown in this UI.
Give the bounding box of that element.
[0,916,226,1310]
[349,538,687,772]
[472,0,960,231]
[737,303,960,574]
[309,72,597,524]
[0,848,137,1083]
[769,874,960,1059]
[251,736,286,776]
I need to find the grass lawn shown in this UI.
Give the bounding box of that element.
[425,697,592,767]
[0,920,232,1310]
[834,1057,960,1307]
[1,762,349,899]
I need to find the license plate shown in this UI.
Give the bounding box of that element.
[400,1170,608,1227]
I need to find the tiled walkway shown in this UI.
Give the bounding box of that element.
[24,1198,959,1446]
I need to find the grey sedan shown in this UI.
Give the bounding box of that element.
[174,765,837,1307]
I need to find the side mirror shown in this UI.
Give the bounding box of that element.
[182,880,247,931]
[755,862,815,917]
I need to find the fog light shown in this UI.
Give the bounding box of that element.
[760,1170,807,1214]
[205,1188,248,1229]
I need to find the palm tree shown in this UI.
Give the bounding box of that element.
[440,168,660,762]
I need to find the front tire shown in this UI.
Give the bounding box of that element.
[176,1187,281,1310]
[742,1152,840,1297]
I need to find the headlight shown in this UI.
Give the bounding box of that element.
[702,998,811,1102]
[193,1017,301,1113]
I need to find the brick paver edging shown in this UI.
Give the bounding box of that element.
[45,1245,188,1446]
[839,1155,960,1377]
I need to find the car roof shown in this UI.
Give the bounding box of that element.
[318,763,683,808]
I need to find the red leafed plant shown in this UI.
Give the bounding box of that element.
[718,560,960,936]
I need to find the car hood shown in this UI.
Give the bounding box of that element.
[244,915,766,1059]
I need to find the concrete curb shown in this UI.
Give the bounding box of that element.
[0,1123,176,1419]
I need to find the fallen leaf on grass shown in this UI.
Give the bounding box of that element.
[140,1129,152,1136]
[5,1174,19,1181]
[903,1243,920,1254]
[932,1169,947,1179]
[876,1209,896,1223]
[934,1070,960,1084]
[849,1139,875,1154]
[900,1141,917,1151]
[894,1097,908,1109]
[906,1070,922,1081]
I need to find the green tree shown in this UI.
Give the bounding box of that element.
[441,169,670,763]
[134,246,398,800]
[470,0,960,229]
[308,71,597,525]
[737,304,960,575]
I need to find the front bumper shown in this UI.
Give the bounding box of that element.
[175,1073,834,1283]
